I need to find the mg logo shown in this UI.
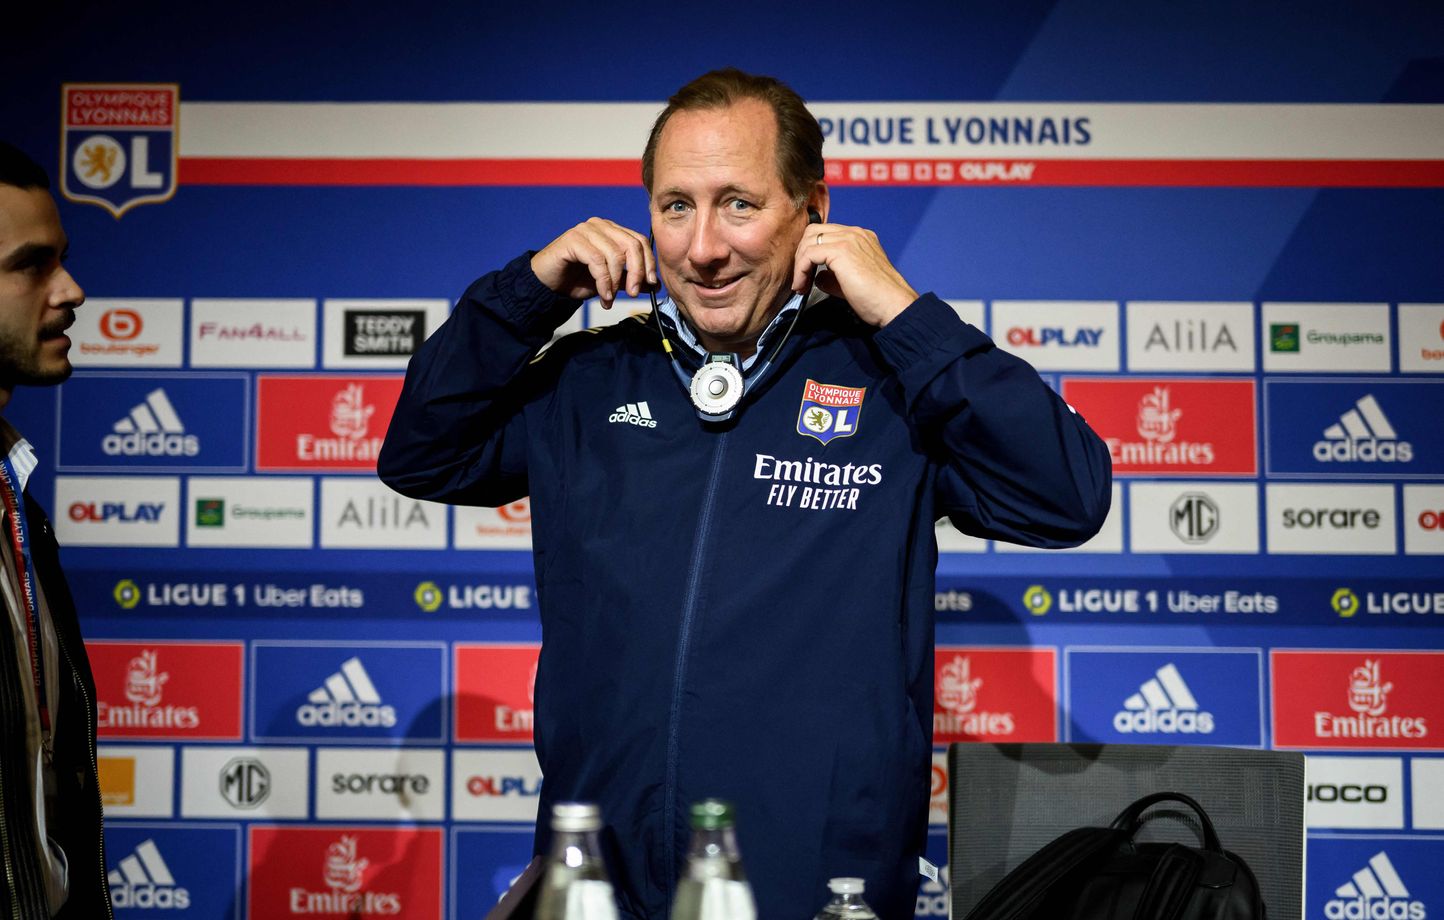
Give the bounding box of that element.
[220,757,271,809]
[1170,492,1219,543]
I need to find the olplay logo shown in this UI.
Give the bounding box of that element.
[1265,380,1444,478]
[454,644,539,744]
[107,838,191,910]
[1398,303,1444,373]
[992,300,1120,371]
[1324,851,1424,920]
[96,745,174,817]
[1305,756,1404,829]
[316,747,445,821]
[1067,649,1262,746]
[323,299,450,368]
[1273,651,1444,750]
[454,498,532,550]
[88,641,243,740]
[1266,484,1396,555]
[932,647,1057,744]
[319,477,447,549]
[69,299,183,367]
[451,749,545,822]
[256,375,404,472]
[180,747,309,819]
[1061,378,1256,476]
[252,642,445,743]
[1404,485,1444,555]
[61,83,177,217]
[248,828,442,919]
[185,477,313,548]
[55,476,180,547]
[1261,302,1390,372]
[57,373,248,472]
[1125,302,1254,372]
[190,298,317,368]
[1130,482,1260,553]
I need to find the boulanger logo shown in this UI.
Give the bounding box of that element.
[104,388,198,457]
[1315,395,1413,464]
[934,655,1015,737]
[98,649,199,731]
[414,581,443,612]
[1334,588,1362,619]
[114,578,142,609]
[1325,851,1423,920]
[1113,663,1215,734]
[108,839,191,909]
[1023,585,1052,616]
[296,657,397,728]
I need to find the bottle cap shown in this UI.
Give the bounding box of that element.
[828,878,865,894]
[551,802,603,832]
[688,798,736,830]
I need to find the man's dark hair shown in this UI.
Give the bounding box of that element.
[641,68,824,206]
[0,141,52,191]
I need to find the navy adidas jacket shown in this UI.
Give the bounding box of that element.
[379,253,1111,920]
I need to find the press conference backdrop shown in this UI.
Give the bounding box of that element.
[4,3,1443,917]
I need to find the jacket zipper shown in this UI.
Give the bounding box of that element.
[54,617,114,919]
[1,769,20,920]
[661,431,729,906]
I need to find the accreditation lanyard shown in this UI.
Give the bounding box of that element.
[0,455,49,735]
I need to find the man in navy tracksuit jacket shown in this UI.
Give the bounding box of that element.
[379,69,1110,919]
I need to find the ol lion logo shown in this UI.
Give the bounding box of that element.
[61,83,179,218]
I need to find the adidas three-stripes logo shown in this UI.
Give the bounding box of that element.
[608,401,658,428]
[108,839,191,908]
[294,656,398,727]
[1112,663,1215,734]
[1327,852,1422,918]
[308,656,382,705]
[1315,394,1413,464]
[112,388,186,435]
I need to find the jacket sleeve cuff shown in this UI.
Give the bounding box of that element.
[872,293,993,374]
[468,251,583,337]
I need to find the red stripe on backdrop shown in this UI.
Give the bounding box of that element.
[179,157,641,186]
[178,157,1444,188]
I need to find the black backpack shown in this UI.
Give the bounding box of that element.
[963,791,1267,920]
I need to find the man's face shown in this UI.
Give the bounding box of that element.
[0,185,83,390]
[649,98,822,356]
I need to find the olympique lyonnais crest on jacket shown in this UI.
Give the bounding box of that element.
[61,83,179,217]
[796,379,866,444]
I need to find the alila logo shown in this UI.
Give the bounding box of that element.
[608,400,658,428]
[1113,663,1215,734]
[108,838,191,909]
[289,834,402,915]
[103,388,198,457]
[1325,851,1424,920]
[98,649,200,730]
[295,657,397,728]
[1314,395,1413,464]
[1314,659,1427,742]
[934,656,1015,738]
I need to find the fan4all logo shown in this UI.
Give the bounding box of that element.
[1325,852,1426,920]
[61,84,178,217]
[796,379,865,444]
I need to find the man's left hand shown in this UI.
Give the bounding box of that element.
[790,224,919,328]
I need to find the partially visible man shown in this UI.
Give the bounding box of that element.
[382,70,1110,919]
[0,141,112,919]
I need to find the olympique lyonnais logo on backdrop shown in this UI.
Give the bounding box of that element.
[256,375,404,471]
[796,379,865,444]
[1060,378,1256,476]
[61,83,178,217]
[88,641,243,739]
[454,644,539,744]
[932,647,1057,744]
[1273,651,1444,750]
[248,827,442,918]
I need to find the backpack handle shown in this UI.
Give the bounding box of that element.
[1109,791,1223,853]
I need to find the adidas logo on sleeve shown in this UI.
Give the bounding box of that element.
[608,401,658,428]
[1112,663,1215,734]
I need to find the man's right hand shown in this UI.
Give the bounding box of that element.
[530,218,658,311]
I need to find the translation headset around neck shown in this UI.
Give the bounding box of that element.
[647,208,822,424]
